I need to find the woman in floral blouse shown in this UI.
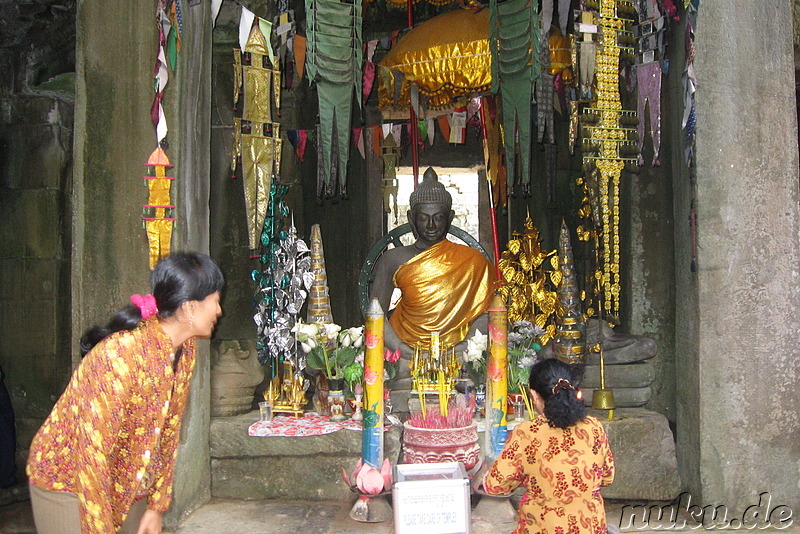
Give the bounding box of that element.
[477,358,615,534]
[27,252,224,534]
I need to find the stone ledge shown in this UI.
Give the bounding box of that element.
[210,411,403,501]
[210,409,680,502]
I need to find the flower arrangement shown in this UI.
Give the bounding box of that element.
[463,329,487,385]
[507,320,544,393]
[293,321,364,384]
[464,320,544,393]
[342,458,392,495]
[295,320,403,396]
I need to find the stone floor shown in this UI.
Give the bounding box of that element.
[2,494,799,533]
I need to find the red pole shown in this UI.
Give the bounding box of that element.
[407,0,419,188]
[487,179,503,284]
[481,99,502,283]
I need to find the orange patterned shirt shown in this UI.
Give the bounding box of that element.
[483,415,615,534]
[27,318,196,534]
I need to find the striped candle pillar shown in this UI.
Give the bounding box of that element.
[362,298,385,468]
[485,292,508,460]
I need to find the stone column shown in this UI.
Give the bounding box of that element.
[683,0,800,512]
[166,1,214,528]
[72,1,156,358]
[73,0,214,527]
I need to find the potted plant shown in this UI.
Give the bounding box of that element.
[294,321,364,419]
[465,321,543,416]
[507,320,543,415]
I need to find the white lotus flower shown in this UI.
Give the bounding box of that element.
[465,329,487,363]
[321,322,342,340]
[340,326,364,348]
[292,321,320,338]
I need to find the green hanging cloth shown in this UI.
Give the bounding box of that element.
[489,0,540,196]
[167,27,178,71]
[305,0,363,199]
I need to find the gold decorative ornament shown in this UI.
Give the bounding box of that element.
[266,360,306,417]
[579,0,636,323]
[497,213,558,345]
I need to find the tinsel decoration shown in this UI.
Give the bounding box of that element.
[496,213,559,346]
[252,183,313,368]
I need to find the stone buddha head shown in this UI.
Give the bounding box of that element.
[408,167,455,248]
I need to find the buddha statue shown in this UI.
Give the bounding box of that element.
[369,168,495,379]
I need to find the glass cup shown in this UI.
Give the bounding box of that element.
[259,401,273,422]
[513,399,525,421]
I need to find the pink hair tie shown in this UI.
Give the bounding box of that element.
[130,293,158,319]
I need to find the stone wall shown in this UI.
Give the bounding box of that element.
[0,0,76,481]
[0,92,74,476]
[689,0,800,512]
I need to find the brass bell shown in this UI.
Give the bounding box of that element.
[592,388,616,410]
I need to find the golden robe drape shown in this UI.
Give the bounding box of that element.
[390,239,494,348]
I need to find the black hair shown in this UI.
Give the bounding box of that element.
[529,357,587,429]
[79,252,225,356]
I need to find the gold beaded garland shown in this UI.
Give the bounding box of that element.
[580,0,635,321]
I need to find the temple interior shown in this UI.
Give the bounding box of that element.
[1,0,800,532]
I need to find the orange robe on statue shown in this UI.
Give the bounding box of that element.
[390,239,495,349]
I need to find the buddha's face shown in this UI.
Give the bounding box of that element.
[408,202,455,248]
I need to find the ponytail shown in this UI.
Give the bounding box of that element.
[79,305,142,356]
[529,358,586,429]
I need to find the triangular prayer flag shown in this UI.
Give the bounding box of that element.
[286,129,299,149]
[239,7,256,52]
[417,120,427,145]
[355,127,366,159]
[372,126,382,158]
[166,27,178,70]
[437,116,450,143]
[294,34,307,81]
[297,129,309,161]
[257,18,276,66]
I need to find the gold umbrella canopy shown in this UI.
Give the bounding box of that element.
[378,8,491,110]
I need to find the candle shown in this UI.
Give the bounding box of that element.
[485,292,508,461]
[362,298,385,468]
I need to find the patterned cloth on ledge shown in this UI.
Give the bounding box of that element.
[249,413,366,437]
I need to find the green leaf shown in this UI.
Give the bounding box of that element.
[343,362,364,384]
[384,361,398,381]
[335,346,358,367]
[306,346,327,370]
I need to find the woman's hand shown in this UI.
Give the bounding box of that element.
[470,459,491,493]
[136,509,163,534]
